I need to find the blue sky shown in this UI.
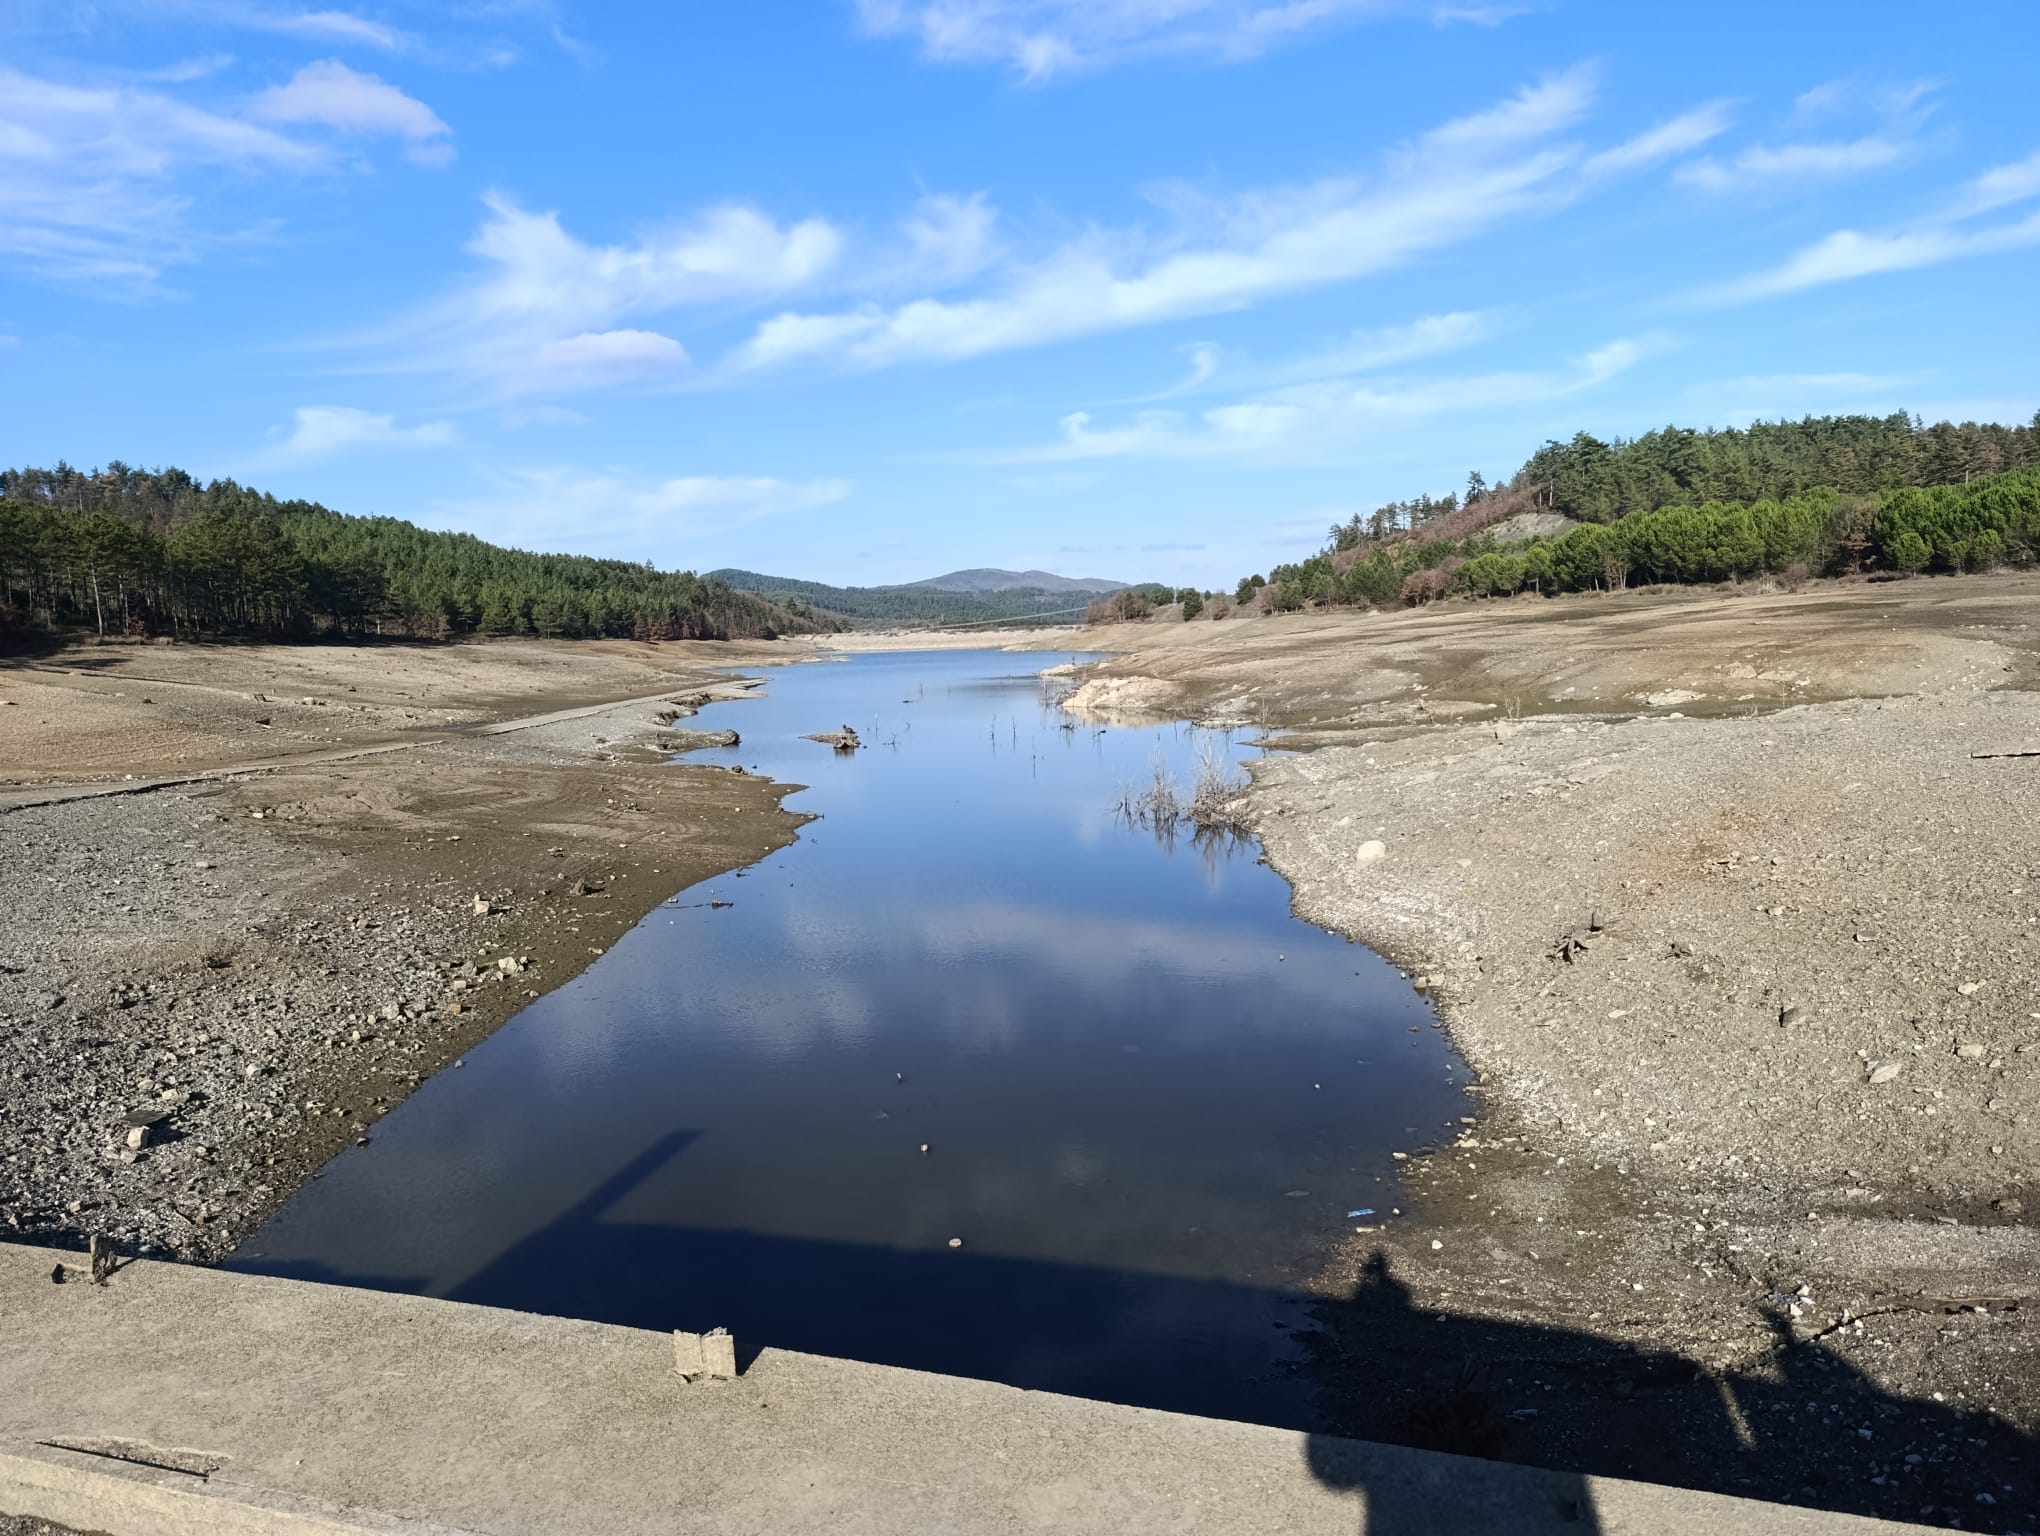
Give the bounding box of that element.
[3,1,2037,589]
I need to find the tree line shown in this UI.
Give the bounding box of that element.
[1519,412,2039,523]
[1245,410,2040,612]
[0,462,832,643]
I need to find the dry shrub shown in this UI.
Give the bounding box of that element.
[1188,739,1249,831]
[1400,568,1453,606]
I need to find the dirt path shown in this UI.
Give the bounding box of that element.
[0,638,810,1265]
[1081,573,2040,1530]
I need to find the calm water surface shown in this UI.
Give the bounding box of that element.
[231,648,1468,1427]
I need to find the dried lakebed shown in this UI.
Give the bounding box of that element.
[229,649,1466,1428]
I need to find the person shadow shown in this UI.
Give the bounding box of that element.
[1301,1251,2037,1534]
[233,1128,2036,1534]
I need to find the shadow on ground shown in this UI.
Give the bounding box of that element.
[236,1129,2035,1535]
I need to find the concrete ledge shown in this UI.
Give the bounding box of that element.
[0,1443,451,1535]
[0,1243,1933,1535]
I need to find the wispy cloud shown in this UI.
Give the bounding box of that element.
[0,57,455,291]
[1704,149,2040,303]
[0,62,320,291]
[247,7,407,50]
[992,333,1667,463]
[1676,78,1936,196]
[1115,309,1496,404]
[732,67,1619,372]
[1949,148,2040,219]
[1432,3,1531,25]
[854,0,1397,81]
[1677,136,1910,194]
[1581,101,1735,176]
[249,59,454,164]
[104,2,413,51]
[270,405,456,459]
[1680,371,1910,425]
[430,467,851,559]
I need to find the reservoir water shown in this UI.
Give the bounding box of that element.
[230,648,1469,1428]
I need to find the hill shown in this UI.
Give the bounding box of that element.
[0,462,831,643]
[707,567,1127,627]
[1243,408,2040,611]
[907,567,1127,594]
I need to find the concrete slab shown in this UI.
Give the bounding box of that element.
[0,1243,1934,1536]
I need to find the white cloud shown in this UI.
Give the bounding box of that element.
[253,8,407,50]
[394,193,842,395]
[1431,3,1530,24]
[1705,148,2040,304]
[273,405,456,458]
[0,63,322,290]
[249,59,453,164]
[1676,135,1909,194]
[1676,78,1935,196]
[854,0,1393,80]
[996,333,1665,463]
[140,55,241,84]
[525,328,688,390]
[1260,309,1497,386]
[463,193,840,334]
[1711,213,2040,302]
[1950,148,2040,219]
[892,191,1004,289]
[102,3,412,50]
[1116,309,1494,404]
[1582,101,1736,176]
[0,56,455,291]
[431,467,850,557]
[733,68,1611,372]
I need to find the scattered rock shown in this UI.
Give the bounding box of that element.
[1354,840,1387,867]
[1866,1060,1904,1085]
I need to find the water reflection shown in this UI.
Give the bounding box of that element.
[231,649,1468,1428]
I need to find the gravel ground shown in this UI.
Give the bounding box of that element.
[0,670,802,1267]
[1080,578,2040,1532]
[0,1514,100,1536]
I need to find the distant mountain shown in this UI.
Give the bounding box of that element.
[907,568,1128,595]
[707,567,1134,628]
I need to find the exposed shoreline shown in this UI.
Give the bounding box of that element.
[6,590,2038,1527]
[1060,574,2040,1526]
[0,639,812,1264]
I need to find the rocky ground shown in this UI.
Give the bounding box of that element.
[1079,573,2040,1533]
[0,1515,95,1536]
[0,639,807,1267]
